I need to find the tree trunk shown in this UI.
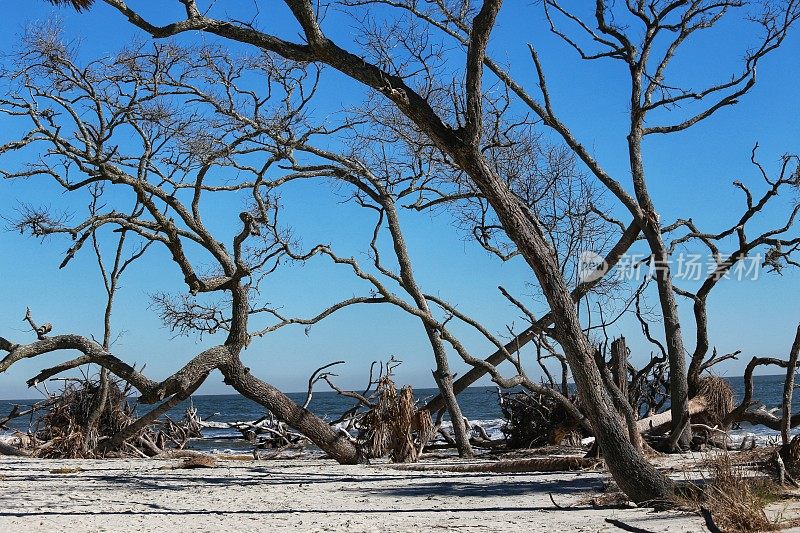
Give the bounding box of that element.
[781,325,800,445]
[601,339,641,451]
[381,198,473,458]
[423,223,640,414]
[650,242,691,450]
[431,363,473,458]
[611,337,628,401]
[84,366,109,454]
[454,152,674,503]
[687,294,710,397]
[221,357,364,464]
[627,121,691,451]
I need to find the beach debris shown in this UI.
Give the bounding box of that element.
[197,414,306,449]
[158,454,218,470]
[638,377,735,451]
[499,389,585,449]
[2,377,202,458]
[316,359,438,462]
[180,455,217,469]
[49,467,83,474]
[32,377,134,458]
[678,452,780,533]
[359,377,434,463]
[693,377,735,431]
[390,456,603,473]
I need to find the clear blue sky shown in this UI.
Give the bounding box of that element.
[1,2,798,399]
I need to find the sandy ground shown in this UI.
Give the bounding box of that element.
[0,454,743,532]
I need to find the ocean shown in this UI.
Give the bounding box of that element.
[0,374,793,452]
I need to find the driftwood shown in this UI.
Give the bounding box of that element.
[157,453,218,470]
[0,440,30,456]
[1,377,203,458]
[499,389,585,449]
[637,396,709,434]
[391,456,602,473]
[638,378,734,436]
[198,417,306,446]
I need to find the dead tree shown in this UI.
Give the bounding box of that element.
[247,141,602,453]
[34,0,800,503]
[311,0,800,452]
[245,86,623,457]
[666,149,800,396]
[0,35,360,463]
[58,0,673,502]
[722,326,800,432]
[82,185,151,454]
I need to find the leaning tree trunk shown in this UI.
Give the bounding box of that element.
[423,223,640,414]
[221,356,363,464]
[221,285,365,464]
[382,199,473,458]
[456,153,674,503]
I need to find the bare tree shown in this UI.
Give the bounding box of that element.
[666,149,800,395]
[82,185,152,453]
[0,33,361,463]
[339,0,799,451]
[250,139,602,456]
[27,0,800,503]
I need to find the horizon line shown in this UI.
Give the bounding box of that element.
[0,372,790,402]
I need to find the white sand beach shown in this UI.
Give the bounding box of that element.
[0,455,737,532]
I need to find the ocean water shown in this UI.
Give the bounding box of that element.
[0,375,794,452]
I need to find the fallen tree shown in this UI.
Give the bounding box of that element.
[1,376,204,458]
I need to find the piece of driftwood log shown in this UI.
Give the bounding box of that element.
[604,517,656,533]
[637,396,708,434]
[0,441,29,456]
[390,456,602,473]
[180,455,217,469]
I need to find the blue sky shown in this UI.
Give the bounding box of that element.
[1,2,798,399]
